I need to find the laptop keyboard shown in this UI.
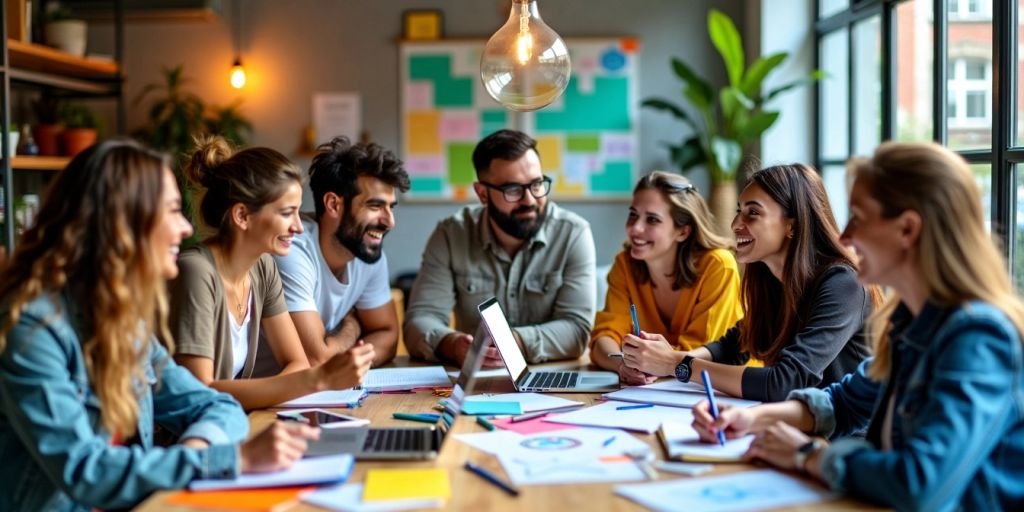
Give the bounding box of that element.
[362,428,429,452]
[527,371,579,389]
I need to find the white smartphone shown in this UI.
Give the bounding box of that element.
[275,408,370,429]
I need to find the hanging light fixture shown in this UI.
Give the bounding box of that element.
[480,0,571,112]
[229,0,246,89]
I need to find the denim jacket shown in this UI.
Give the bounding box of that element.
[0,293,249,511]
[790,301,1024,511]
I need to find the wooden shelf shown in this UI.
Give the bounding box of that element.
[7,39,119,81]
[10,156,70,171]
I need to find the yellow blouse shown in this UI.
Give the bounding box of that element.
[591,248,743,352]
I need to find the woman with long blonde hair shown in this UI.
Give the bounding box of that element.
[590,171,743,384]
[693,142,1024,510]
[0,140,319,511]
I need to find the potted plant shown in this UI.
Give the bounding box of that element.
[59,102,99,156]
[32,95,63,156]
[642,9,824,235]
[205,99,253,147]
[43,5,88,57]
[132,65,207,165]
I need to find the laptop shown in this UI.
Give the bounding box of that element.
[478,297,620,393]
[304,332,488,460]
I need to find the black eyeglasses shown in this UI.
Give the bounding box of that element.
[479,176,553,202]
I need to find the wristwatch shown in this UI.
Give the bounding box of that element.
[793,438,826,473]
[674,355,695,383]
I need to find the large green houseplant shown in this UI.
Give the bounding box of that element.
[643,9,823,234]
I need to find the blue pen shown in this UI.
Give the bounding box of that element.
[616,403,654,411]
[701,370,727,446]
[602,435,617,447]
[464,461,520,497]
[629,303,641,336]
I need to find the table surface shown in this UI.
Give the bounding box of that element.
[138,357,884,511]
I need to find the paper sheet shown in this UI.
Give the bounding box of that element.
[660,421,754,462]
[491,415,577,435]
[615,469,835,512]
[446,368,509,379]
[543,400,696,434]
[363,367,451,392]
[278,389,366,408]
[497,453,647,485]
[464,392,584,413]
[640,380,730,396]
[302,483,442,512]
[604,387,761,409]
[189,454,354,491]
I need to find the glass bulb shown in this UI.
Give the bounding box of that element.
[230,59,246,89]
[480,0,571,112]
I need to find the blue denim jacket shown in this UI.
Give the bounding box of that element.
[0,293,249,511]
[790,301,1024,511]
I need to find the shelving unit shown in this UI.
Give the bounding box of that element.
[1,0,125,255]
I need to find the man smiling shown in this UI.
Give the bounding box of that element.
[262,137,410,370]
[405,129,597,367]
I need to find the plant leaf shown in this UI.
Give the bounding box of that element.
[665,137,705,172]
[710,136,743,180]
[641,98,698,130]
[740,52,788,98]
[708,9,744,86]
[720,87,754,125]
[671,58,713,109]
[735,111,780,140]
[764,70,826,102]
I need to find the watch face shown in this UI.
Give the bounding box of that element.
[675,362,691,383]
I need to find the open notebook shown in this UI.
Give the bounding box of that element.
[658,421,754,462]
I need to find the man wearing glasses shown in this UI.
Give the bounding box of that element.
[405,129,596,367]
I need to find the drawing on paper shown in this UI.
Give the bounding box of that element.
[519,436,583,451]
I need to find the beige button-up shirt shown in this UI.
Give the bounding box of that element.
[404,202,596,363]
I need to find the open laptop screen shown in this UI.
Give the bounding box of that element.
[438,323,490,434]
[478,297,528,382]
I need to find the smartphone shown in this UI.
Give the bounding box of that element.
[275,409,370,429]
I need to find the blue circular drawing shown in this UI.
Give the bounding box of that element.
[601,49,627,72]
[520,436,582,450]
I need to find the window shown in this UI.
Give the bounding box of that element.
[947,0,992,19]
[947,58,991,129]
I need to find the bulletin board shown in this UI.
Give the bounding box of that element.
[399,38,640,201]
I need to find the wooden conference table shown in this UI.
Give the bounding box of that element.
[140,357,881,511]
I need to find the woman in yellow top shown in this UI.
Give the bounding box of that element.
[590,171,743,385]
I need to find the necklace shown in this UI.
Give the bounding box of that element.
[231,275,250,319]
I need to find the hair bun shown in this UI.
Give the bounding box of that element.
[184,136,233,188]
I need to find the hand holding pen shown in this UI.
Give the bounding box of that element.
[701,370,726,446]
[691,400,756,443]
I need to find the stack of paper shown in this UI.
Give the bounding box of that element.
[603,387,761,409]
[361,468,450,508]
[543,400,696,434]
[363,366,451,391]
[277,389,367,408]
[658,421,754,462]
[615,469,835,511]
[189,454,354,491]
[464,392,584,413]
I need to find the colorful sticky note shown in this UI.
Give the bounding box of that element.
[461,401,522,416]
[363,468,450,503]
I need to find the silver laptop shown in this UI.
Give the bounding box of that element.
[304,333,487,460]
[478,297,620,393]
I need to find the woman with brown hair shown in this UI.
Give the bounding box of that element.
[170,136,374,410]
[0,139,319,511]
[624,164,877,401]
[591,171,743,385]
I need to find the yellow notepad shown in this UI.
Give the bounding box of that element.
[363,468,451,503]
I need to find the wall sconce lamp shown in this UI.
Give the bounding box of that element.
[229,0,246,89]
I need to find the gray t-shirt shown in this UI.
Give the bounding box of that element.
[168,244,288,380]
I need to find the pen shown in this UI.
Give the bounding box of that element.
[701,370,726,446]
[616,403,654,410]
[510,411,548,423]
[602,435,616,447]
[392,412,440,424]
[464,461,519,497]
[476,416,497,431]
[629,303,641,336]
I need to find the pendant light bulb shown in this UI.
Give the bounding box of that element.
[230,58,246,89]
[480,0,571,112]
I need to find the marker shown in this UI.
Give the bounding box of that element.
[392,412,440,424]
[476,416,497,431]
[510,411,548,423]
[629,303,641,336]
[464,461,519,497]
[616,403,654,411]
[701,370,726,446]
[602,435,616,447]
